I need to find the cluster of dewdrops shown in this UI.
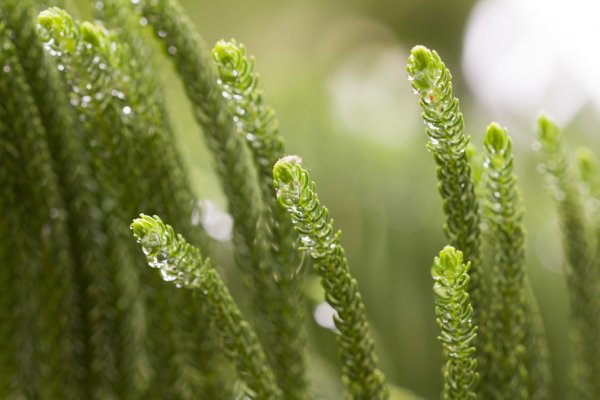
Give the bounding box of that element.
[137,226,202,289]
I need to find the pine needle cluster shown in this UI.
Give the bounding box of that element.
[408,46,551,398]
[2,1,600,400]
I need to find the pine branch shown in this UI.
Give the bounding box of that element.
[537,115,600,398]
[273,156,388,400]
[0,24,83,399]
[135,0,284,360]
[6,3,123,396]
[212,39,308,399]
[406,45,483,321]
[482,122,550,399]
[431,246,478,400]
[131,215,282,400]
[95,0,211,251]
[38,8,152,397]
[523,286,552,400]
[94,2,226,396]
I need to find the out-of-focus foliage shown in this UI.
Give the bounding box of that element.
[2,0,599,399]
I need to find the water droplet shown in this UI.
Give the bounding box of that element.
[131,0,140,3]
[2,64,10,73]
[57,64,65,71]
[300,235,314,246]
[160,269,176,281]
[167,45,177,55]
[157,30,167,38]
[139,17,148,26]
[95,1,104,10]
[424,90,436,104]
[122,106,132,115]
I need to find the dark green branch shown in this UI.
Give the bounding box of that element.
[273,156,388,400]
[136,1,286,361]
[131,215,282,400]
[482,122,550,399]
[212,39,308,399]
[0,22,83,399]
[537,115,600,398]
[407,45,483,321]
[431,246,478,400]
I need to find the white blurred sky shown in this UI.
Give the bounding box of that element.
[463,0,600,125]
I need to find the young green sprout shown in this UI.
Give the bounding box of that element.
[131,215,281,400]
[273,156,389,400]
[431,246,478,400]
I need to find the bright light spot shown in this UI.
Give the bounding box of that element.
[196,199,233,242]
[327,44,421,145]
[313,301,338,331]
[463,0,600,124]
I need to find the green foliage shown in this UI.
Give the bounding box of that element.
[537,115,600,398]
[0,21,83,399]
[406,45,483,318]
[408,46,553,399]
[2,1,600,400]
[431,246,478,400]
[38,10,150,395]
[482,123,550,399]
[131,215,281,399]
[133,6,296,389]
[273,156,389,400]
[212,39,309,399]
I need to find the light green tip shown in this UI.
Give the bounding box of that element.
[80,21,103,47]
[431,245,469,285]
[576,147,596,169]
[212,39,240,64]
[537,114,560,143]
[38,8,67,31]
[576,147,597,183]
[484,122,509,154]
[438,245,463,271]
[407,45,443,94]
[131,214,156,243]
[408,45,433,72]
[130,215,164,259]
[273,155,303,185]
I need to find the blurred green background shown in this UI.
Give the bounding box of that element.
[71,0,600,398]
